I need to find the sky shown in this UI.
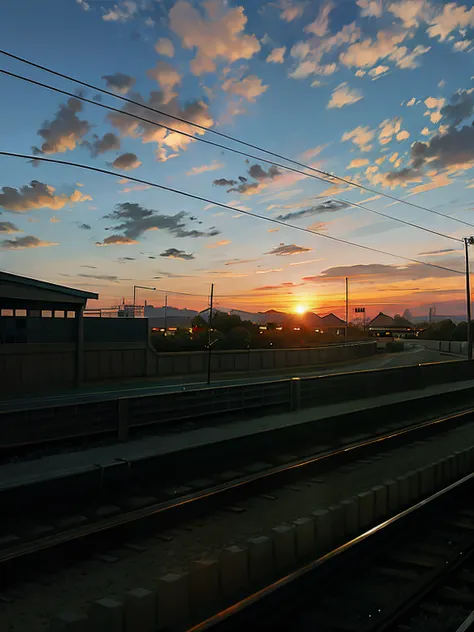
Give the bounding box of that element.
[1,0,474,319]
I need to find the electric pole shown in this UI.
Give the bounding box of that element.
[164,294,168,332]
[345,277,349,343]
[464,237,474,360]
[207,283,214,384]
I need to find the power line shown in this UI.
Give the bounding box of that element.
[0,68,464,243]
[0,151,464,278]
[0,51,473,231]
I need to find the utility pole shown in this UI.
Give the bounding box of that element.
[164,294,168,332]
[464,237,474,360]
[207,283,214,385]
[345,277,349,343]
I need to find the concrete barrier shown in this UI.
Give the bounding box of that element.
[418,339,467,355]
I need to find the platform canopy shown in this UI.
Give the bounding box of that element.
[0,270,98,312]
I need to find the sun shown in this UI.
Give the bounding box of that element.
[295,304,308,315]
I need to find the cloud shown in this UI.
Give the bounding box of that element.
[32,98,90,155]
[388,0,432,28]
[357,0,383,17]
[279,0,305,22]
[421,127,432,136]
[267,46,286,64]
[249,164,281,180]
[406,97,416,107]
[396,130,410,141]
[213,178,237,187]
[453,39,472,52]
[99,202,220,245]
[255,268,283,274]
[368,64,389,77]
[1,235,58,250]
[304,260,462,283]
[222,75,268,102]
[111,152,142,170]
[169,0,260,76]
[187,161,224,176]
[327,82,363,109]
[155,38,175,57]
[78,223,91,230]
[88,132,121,157]
[147,61,182,104]
[266,243,312,256]
[290,21,361,79]
[224,258,257,266]
[108,89,213,163]
[0,180,91,212]
[419,248,460,256]
[341,125,374,152]
[425,96,445,110]
[300,144,329,160]
[379,117,402,144]
[427,2,474,41]
[277,199,349,221]
[268,228,280,233]
[440,89,474,126]
[206,239,231,248]
[102,1,137,22]
[97,235,138,246]
[305,2,333,37]
[160,247,195,260]
[0,221,20,233]
[389,44,431,69]
[120,184,152,193]
[340,29,405,68]
[102,72,136,94]
[348,158,370,169]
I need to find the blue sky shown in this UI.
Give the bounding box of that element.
[1,0,474,317]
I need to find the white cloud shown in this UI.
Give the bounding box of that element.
[406,97,416,106]
[147,61,182,104]
[389,44,431,69]
[341,125,375,152]
[340,29,405,68]
[357,0,383,18]
[388,0,432,28]
[33,98,90,155]
[103,0,137,22]
[396,130,410,141]
[187,160,224,176]
[421,127,432,136]
[379,117,402,144]
[424,96,445,109]
[0,181,91,212]
[169,0,260,75]
[278,0,305,21]
[327,82,363,109]
[348,158,369,169]
[424,109,443,124]
[453,39,472,51]
[155,38,175,57]
[222,75,268,102]
[355,69,366,77]
[267,46,286,64]
[368,64,389,77]
[428,3,474,41]
[305,2,333,37]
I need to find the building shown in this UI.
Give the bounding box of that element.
[368,312,414,337]
[321,313,346,334]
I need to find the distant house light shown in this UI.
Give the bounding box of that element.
[276,326,283,331]
[293,327,301,331]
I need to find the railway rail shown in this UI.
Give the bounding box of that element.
[2,405,474,595]
[186,470,474,632]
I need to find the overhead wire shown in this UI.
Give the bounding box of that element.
[0,151,464,278]
[0,52,473,232]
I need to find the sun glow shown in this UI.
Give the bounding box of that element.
[295,304,308,315]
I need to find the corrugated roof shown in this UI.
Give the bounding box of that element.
[0,270,99,300]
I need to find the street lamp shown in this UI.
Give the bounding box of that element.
[133,285,156,318]
[463,237,474,360]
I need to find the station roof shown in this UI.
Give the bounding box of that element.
[0,270,98,310]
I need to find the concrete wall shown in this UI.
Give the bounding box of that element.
[418,339,467,355]
[152,342,376,377]
[0,341,375,394]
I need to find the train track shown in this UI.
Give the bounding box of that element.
[186,471,474,632]
[1,406,474,591]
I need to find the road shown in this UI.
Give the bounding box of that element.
[0,344,460,413]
